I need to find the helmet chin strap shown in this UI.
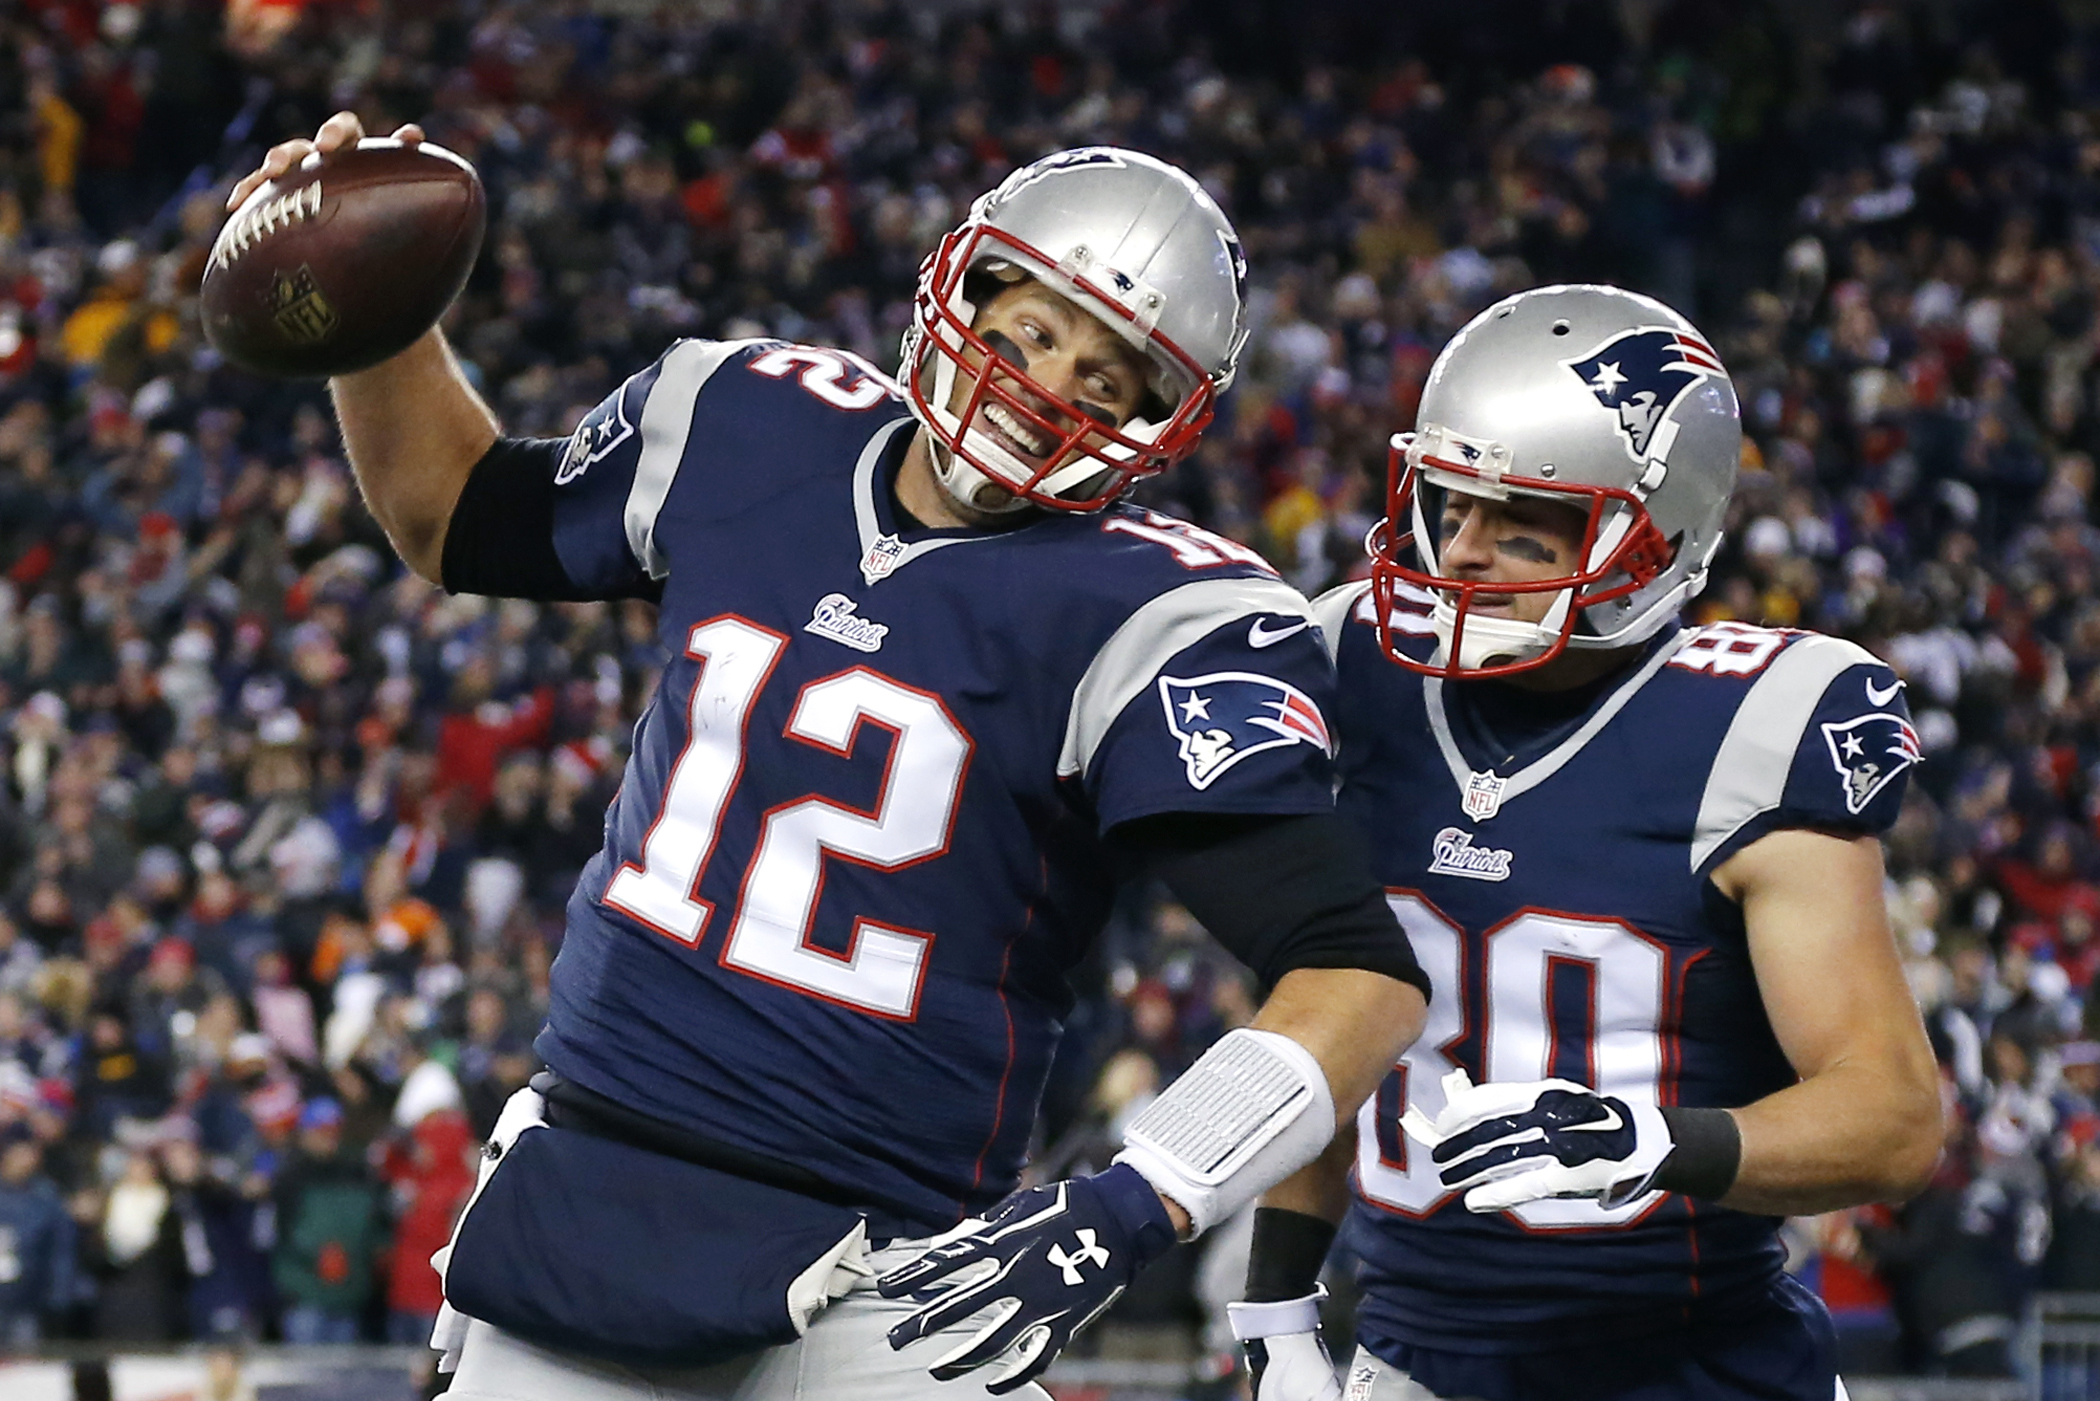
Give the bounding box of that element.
[1432,590,1573,672]
[925,348,1035,515]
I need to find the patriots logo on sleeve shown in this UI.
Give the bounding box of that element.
[1158,672,1333,790]
[1821,712,1922,815]
[557,392,636,485]
[1564,327,1726,466]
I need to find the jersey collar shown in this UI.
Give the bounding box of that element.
[1422,627,1693,820]
[851,419,1045,586]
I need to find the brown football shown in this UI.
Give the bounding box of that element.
[201,139,485,379]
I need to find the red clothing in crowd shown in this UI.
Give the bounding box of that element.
[1994,857,2100,925]
[383,1109,478,1318]
[434,686,554,815]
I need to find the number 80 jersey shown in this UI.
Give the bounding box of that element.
[530,339,1339,1237]
[1316,581,1918,1353]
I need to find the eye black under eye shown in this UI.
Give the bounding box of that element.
[981,330,1029,368]
[1075,402,1117,426]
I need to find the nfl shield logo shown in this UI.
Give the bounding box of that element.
[1463,770,1507,822]
[860,534,907,585]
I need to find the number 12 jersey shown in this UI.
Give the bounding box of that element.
[528,339,1339,1236]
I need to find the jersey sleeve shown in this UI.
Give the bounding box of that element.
[1059,575,1339,832]
[1690,634,1920,878]
[546,338,758,597]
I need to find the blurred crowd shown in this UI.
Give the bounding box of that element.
[0,0,2096,1385]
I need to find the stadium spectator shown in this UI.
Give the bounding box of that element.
[0,1137,73,1346]
[267,1097,383,1345]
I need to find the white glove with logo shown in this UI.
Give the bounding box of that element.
[1227,1289,1343,1401]
[1401,1069,1673,1213]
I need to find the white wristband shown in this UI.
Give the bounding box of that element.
[1228,1287,1328,1340]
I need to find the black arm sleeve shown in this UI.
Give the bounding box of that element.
[1244,1206,1338,1301]
[439,436,662,602]
[1114,810,1430,1000]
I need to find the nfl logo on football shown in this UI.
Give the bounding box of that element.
[1462,770,1507,822]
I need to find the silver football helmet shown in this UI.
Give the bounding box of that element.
[900,147,1249,513]
[1371,284,1741,677]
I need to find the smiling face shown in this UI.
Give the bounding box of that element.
[1435,489,1594,626]
[938,278,1153,510]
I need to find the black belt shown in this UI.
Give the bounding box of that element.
[531,1072,882,1216]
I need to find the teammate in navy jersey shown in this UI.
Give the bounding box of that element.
[1227,286,1944,1401]
[232,118,1430,1400]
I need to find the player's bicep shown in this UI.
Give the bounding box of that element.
[1720,829,1933,1088]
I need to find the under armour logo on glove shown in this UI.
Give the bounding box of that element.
[1402,1070,1675,1213]
[1047,1230,1111,1285]
[879,1163,1176,1394]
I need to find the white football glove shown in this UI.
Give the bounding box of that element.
[1227,1289,1343,1401]
[1401,1069,1673,1213]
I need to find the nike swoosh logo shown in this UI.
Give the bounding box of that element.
[1564,1103,1623,1134]
[1248,618,1311,648]
[1865,677,1903,707]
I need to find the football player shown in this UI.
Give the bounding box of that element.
[1227,285,1944,1401]
[228,118,1430,1399]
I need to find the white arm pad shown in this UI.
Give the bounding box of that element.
[1113,1026,1335,1236]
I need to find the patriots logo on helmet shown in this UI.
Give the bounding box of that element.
[1158,671,1332,790]
[1821,712,1922,815]
[999,147,1127,200]
[1565,327,1727,466]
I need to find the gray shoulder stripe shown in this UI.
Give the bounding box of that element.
[1060,576,1317,779]
[1311,581,1371,665]
[1690,633,1882,873]
[624,339,764,579]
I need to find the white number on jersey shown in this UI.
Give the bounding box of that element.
[722,670,971,1019]
[749,345,893,410]
[1668,621,1797,678]
[1356,891,1668,1229]
[1103,508,1277,572]
[602,616,972,1018]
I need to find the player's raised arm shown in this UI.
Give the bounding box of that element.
[332,327,499,583]
[223,111,502,583]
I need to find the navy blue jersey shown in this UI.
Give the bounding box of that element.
[1315,581,1918,1354]
[527,339,1337,1234]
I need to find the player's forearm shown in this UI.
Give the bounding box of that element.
[330,326,499,583]
[1254,967,1427,1126]
[1257,1122,1357,1224]
[1718,1059,1942,1215]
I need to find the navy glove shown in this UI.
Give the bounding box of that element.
[1402,1070,1672,1212]
[879,1162,1178,1393]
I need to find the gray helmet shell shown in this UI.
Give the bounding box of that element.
[1405,284,1741,664]
[901,148,1249,512]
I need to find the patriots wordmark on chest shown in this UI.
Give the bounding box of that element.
[804,593,888,652]
[1428,826,1513,882]
[1463,769,1508,822]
